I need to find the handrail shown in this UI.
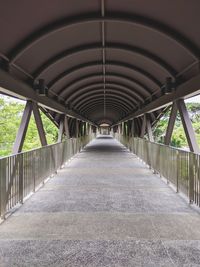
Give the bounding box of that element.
[115,133,200,207]
[0,134,94,220]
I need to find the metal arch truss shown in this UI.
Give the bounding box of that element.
[164,99,199,153]
[80,98,131,114]
[83,102,128,114]
[12,101,47,154]
[54,72,152,101]
[33,44,176,80]
[116,99,200,153]
[66,83,141,105]
[57,115,70,142]
[47,61,161,92]
[8,15,199,64]
[1,11,200,128]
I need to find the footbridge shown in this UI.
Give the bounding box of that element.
[0,1,200,266]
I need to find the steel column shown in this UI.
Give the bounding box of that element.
[176,99,200,153]
[57,116,64,143]
[32,103,47,146]
[12,101,32,154]
[164,102,178,145]
[146,114,154,142]
[131,119,135,137]
[76,120,79,138]
[64,116,70,139]
[140,115,146,138]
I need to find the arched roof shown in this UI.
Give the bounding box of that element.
[0,0,200,125]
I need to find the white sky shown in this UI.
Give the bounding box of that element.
[185,94,200,103]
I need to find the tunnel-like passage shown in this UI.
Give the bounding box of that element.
[0,136,200,266]
[0,1,200,266]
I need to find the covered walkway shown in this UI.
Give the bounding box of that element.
[0,136,200,266]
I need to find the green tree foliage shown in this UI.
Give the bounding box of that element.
[153,102,200,149]
[0,96,58,157]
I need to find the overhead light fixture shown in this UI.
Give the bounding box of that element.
[165,77,176,94]
[34,79,48,96]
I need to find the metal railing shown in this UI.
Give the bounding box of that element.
[0,134,94,219]
[115,133,200,207]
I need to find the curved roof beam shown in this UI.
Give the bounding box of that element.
[9,15,199,64]
[48,61,161,89]
[34,44,176,79]
[76,96,133,113]
[81,100,128,115]
[67,84,139,105]
[58,73,151,99]
[82,102,127,115]
[85,109,121,122]
[57,77,147,103]
[84,104,122,117]
[73,92,135,110]
[97,120,113,125]
[85,104,122,114]
[77,96,132,113]
[72,89,136,107]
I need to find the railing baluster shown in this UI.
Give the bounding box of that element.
[0,135,93,220]
[115,133,200,208]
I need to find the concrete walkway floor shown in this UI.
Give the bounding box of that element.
[1,136,200,267]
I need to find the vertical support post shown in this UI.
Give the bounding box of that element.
[131,119,135,137]
[85,122,88,135]
[176,150,179,193]
[76,119,79,138]
[125,122,128,136]
[165,102,178,145]
[125,121,128,137]
[176,99,200,153]
[146,114,154,142]
[140,114,146,138]
[19,154,24,203]
[118,124,121,134]
[64,116,70,139]
[32,103,47,146]
[12,101,32,154]
[121,122,124,135]
[0,158,7,219]
[57,116,64,143]
[189,153,194,203]
[79,121,82,137]
[83,122,87,136]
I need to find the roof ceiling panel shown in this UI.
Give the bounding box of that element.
[0,0,100,53]
[106,22,194,72]
[50,65,102,93]
[106,0,200,52]
[38,49,102,84]
[60,76,103,99]
[0,1,200,125]
[106,49,168,84]
[15,22,102,73]
[106,65,160,92]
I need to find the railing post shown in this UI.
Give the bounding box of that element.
[176,150,179,193]
[33,151,36,192]
[189,153,194,204]
[0,158,7,220]
[19,154,24,204]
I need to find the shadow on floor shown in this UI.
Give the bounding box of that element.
[96,135,113,140]
[84,136,127,153]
